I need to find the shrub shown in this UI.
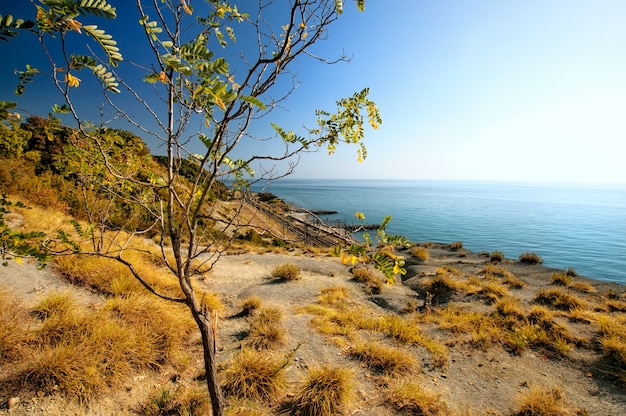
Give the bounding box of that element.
[386,380,450,416]
[519,252,543,264]
[221,348,287,403]
[350,341,416,375]
[290,366,354,416]
[490,250,504,263]
[514,386,573,416]
[271,263,301,281]
[410,245,430,261]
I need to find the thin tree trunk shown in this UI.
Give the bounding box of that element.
[193,309,224,416]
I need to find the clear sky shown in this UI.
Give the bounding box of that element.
[2,1,626,183]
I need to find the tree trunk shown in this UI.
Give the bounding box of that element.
[194,310,225,416]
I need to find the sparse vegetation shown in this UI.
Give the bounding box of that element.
[241,296,263,316]
[519,252,543,265]
[270,263,301,281]
[246,306,288,350]
[386,380,450,416]
[514,386,574,416]
[221,348,287,403]
[351,266,383,294]
[410,245,430,262]
[449,241,463,250]
[490,250,504,263]
[290,366,354,416]
[349,340,416,375]
[551,271,573,286]
[535,288,585,311]
[139,385,211,416]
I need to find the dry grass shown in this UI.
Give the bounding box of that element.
[489,250,504,263]
[519,252,543,265]
[139,385,211,416]
[349,340,416,375]
[386,380,451,416]
[535,288,585,311]
[241,296,263,316]
[0,288,32,361]
[317,285,351,305]
[270,263,301,281]
[569,281,596,293]
[514,386,574,416]
[290,366,354,416]
[351,267,383,294]
[551,272,573,286]
[421,271,461,306]
[410,245,430,262]
[225,399,273,416]
[449,241,463,250]
[221,348,287,403]
[246,306,288,350]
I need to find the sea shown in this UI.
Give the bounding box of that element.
[251,179,626,285]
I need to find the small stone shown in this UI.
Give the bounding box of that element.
[8,397,20,412]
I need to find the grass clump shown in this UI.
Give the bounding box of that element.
[534,288,585,311]
[489,250,504,263]
[449,241,463,250]
[290,366,354,416]
[551,272,572,286]
[271,263,301,281]
[421,271,461,306]
[386,380,450,416]
[241,296,263,316]
[0,289,31,361]
[246,306,287,350]
[410,245,430,262]
[139,385,211,416]
[318,285,351,306]
[519,252,543,265]
[350,340,416,375]
[351,267,383,294]
[514,386,574,416]
[221,348,287,403]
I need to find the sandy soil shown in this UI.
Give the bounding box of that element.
[1,244,626,415]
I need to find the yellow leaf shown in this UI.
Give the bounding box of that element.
[354,212,365,221]
[182,0,193,15]
[66,18,82,33]
[157,71,169,83]
[15,257,23,265]
[65,73,81,88]
[350,255,358,265]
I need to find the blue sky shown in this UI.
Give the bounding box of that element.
[2,1,626,183]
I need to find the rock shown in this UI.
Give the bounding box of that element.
[8,397,20,413]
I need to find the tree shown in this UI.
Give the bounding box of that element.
[2,1,378,414]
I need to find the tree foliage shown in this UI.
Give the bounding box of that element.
[2,1,377,415]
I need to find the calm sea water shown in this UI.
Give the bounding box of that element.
[253,179,626,284]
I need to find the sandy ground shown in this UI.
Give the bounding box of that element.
[1,244,626,415]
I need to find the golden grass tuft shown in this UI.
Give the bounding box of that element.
[449,241,463,250]
[519,252,543,265]
[350,340,416,375]
[139,385,211,416]
[421,271,461,306]
[290,366,354,416]
[270,263,301,281]
[568,281,596,293]
[225,399,273,416]
[318,285,351,305]
[534,288,585,311]
[386,380,451,416]
[0,288,32,361]
[246,306,288,350]
[514,386,574,416]
[241,296,263,316]
[551,272,573,286]
[351,267,383,294]
[489,250,504,263]
[410,245,430,262]
[221,348,287,403]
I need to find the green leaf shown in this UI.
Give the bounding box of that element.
[240,95,266,110]
[83,24,123,66]
[14,65,40,96]
[0,14,35,41]
[52,103,70,113]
